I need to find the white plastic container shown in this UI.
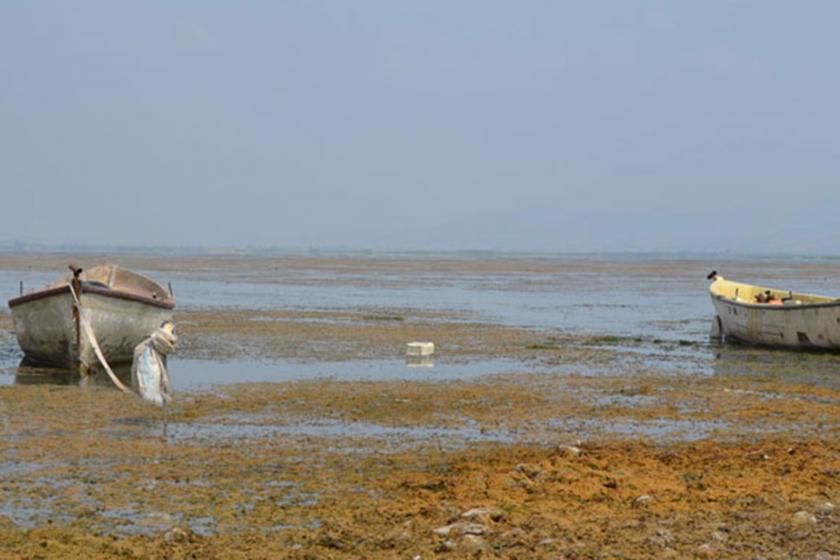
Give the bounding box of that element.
[406,342,435,356]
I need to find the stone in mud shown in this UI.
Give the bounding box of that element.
[435,540,457,552]
[556,445,582,456]
[433,522,488,537]
[460,534,491,554]
[500,527,526,543]
[515,463,543,479]
[696,542,715,557]
[461,506,507,522]
[633,494,654,506]
[382,528,412,547]
[791,510,817,525]
[163,527,191,544]
[815,501,834,515]
[646,528,674,548]
[317,534,348,549]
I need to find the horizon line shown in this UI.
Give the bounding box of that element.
[1,242,839,260]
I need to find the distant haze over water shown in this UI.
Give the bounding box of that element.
[3,243,840,263]
[1,3,838,252]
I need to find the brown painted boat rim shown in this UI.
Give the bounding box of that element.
[8,285,175,310]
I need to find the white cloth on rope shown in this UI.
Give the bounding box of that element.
[68,281,177,405]
[131,324,177,407]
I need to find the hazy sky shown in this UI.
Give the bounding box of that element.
[1,2,838,252]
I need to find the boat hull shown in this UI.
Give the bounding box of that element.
[10,289,172,368]
[711,296,840,349]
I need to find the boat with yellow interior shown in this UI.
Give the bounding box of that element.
[708,271,840,349]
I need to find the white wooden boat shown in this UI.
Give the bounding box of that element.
[708,271,840,349]
[8,264,174,368]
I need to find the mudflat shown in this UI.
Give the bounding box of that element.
[0,253,838,558]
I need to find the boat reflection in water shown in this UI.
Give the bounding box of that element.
[709,341,840,390]
[13,358,132,387]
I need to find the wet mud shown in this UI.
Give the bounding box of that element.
[0,254,838,558]
[174,308,537,362]
[0,368,836,559]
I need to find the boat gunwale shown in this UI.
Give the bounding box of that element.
[8,284,175,310]
[711,294,840,311]
[710,276,840,311]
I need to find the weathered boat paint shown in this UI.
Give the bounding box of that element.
[8,265,174,368]
[709,274,840,349]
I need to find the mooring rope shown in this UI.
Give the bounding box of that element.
[67,283,134,395]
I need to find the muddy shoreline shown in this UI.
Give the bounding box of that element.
[0,375,836,559]
[0,255,838,558]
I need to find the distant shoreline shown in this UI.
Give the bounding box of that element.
[1,244,839,262]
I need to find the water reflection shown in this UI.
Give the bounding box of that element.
[4,346,840,391]
[710,342,840,389]
[405,356,434,368]
[12,359,132,388]
[0,356,549,390]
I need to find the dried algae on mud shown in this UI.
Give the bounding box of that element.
[1,253,839,558]
[0,370,837,559]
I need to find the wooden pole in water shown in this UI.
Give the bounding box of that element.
[168,282,174,297]
[19,281,22,296]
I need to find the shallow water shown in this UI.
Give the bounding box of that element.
[3,254,840,386]
[161,410,807,448]
[0,357,559,390]
[4,347,838,391]
[6,254,840,337]
[164,416,517,448]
